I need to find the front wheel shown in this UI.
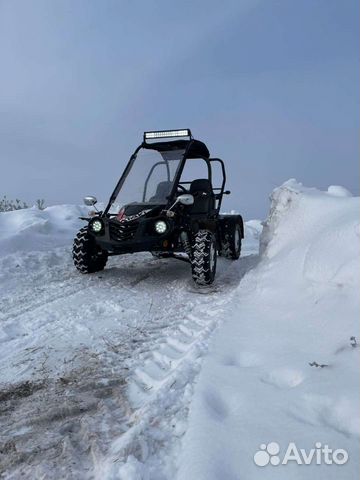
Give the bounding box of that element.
[73,227,108,273]
[191,230,217,286]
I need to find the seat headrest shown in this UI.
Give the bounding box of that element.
[189,178,213,193]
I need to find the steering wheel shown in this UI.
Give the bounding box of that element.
[177,184,188,193]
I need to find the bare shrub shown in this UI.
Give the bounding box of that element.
[0,196,28,212]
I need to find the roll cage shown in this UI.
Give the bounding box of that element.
[103,129,227,216]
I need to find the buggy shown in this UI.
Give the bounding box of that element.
[73,129,244,285]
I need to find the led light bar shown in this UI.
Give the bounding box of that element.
[144,129,192,141]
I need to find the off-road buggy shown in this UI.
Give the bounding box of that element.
[73,129,244,285]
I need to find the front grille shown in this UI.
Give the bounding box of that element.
[109,219,139,242]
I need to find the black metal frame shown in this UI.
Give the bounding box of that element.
[103,134,227,217]
[210,158,227,212]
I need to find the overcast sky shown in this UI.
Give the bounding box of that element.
[0,0,359,219]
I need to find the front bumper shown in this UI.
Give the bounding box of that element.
[89,216,176,254]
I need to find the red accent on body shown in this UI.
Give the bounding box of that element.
[117,208,125,222]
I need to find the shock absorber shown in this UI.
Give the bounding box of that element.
[180,231,192,257]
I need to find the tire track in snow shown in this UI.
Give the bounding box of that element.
[0,245,259,478]
[99,257,259,477]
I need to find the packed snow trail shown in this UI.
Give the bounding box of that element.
[0,207,260,479]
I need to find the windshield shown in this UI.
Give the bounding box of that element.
[109,148,184,213]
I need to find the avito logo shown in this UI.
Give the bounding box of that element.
[253,442,348,467]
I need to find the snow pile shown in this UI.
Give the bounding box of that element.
[178,180,360,480]
[243,219,262,256]
[0,205,90,256]
[261,179,359,286]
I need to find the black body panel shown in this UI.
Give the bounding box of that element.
[218,214,245,238]
[89,215,178,254]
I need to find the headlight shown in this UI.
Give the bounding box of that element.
[91,219,103,233]
[154,220,167,234]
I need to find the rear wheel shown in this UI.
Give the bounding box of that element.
[73,227,108,273]
[191,230,217,285]
[221,223,242,259]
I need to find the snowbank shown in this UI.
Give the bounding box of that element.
[177,180,360,480]
[0,205,90,256]
[260,179,359,286]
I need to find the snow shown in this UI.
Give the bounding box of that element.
[177,179,360,480]
[0,204,90,255]
[327,185,353,197]
[0,181,359,479]
[0,202,259,478]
